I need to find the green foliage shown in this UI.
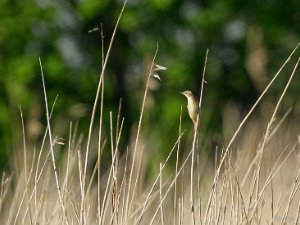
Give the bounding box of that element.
[1,0,300,169]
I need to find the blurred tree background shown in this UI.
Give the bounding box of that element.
[1,0,300,169]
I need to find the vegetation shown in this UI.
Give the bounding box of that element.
[1,0,300,167]
[1,40,300,224]
[1,0,300,224]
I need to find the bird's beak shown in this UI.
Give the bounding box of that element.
[180,92,187,97]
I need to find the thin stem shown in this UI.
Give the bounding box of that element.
[39,58,69,225]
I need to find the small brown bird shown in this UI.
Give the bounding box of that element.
[181,90,200,132]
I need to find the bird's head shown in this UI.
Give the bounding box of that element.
[180,90,194,99]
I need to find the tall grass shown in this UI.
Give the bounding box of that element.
[1,2,300,224]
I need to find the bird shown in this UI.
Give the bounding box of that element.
[181,90,200,132]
